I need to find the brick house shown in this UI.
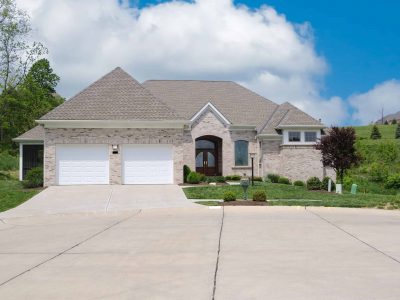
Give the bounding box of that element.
[14,67,332,186]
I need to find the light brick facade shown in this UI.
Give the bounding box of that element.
[44,128,184,186]
[183,110,259,177]
[43,112,333,186]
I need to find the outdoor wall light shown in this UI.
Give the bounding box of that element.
[112,144,119,154]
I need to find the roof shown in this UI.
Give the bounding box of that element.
[41,67,182,121]
[260,102,323,134]
[13,125,44,142]
[142,80,278,130]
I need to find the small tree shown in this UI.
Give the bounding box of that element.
[391,119,397,125]
[370,125,381,139]
[316,127,361,184]
[384,120,389,125]
[396,124,400,139]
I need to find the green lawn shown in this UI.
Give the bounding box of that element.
[184,182,400,209]
[354,124,397,139]
[0,179,40,212]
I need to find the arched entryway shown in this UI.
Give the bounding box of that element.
[195,135,222,176]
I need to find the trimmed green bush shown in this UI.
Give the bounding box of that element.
[223,191,236,202]
[307,177,321,190]
[206,176,226,183]
[267,173,280,183]
[252,176,263,182]
[183,165,191,183]
[252,190,267,201]
[187,171,201,184]
[0,152,18,171]
[293,180,305,187]
[225,175,241,181]
[22,167,43,188]
[321,176,336,191]
[278,177,290,185]
[385,173,400,189]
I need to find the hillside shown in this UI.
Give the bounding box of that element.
[346,124,400,194]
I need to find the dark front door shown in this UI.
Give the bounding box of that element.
[196,149,217,176]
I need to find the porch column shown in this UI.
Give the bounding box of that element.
[19,143,23,181]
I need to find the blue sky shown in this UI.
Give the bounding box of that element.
[137,0,400,102]
[19,0,400,125]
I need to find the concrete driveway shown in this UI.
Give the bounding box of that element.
[0,206,399,299]
[0,185,197,218]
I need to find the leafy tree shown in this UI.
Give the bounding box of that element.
[0,59,63,148]
[370,125,381,139]
[316,127,361,184]
[396,124,400,139]
[391,119,397,125]
[0,0,47,90]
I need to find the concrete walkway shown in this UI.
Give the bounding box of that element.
[0,185,198,218]
[0,206,399,299]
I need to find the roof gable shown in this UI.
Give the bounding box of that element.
[190,102,231,125]
[41,67,182,121]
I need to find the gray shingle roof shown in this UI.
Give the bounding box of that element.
[13,125,44,142]
[260,102,323,134]
[142,80,278,130]
[41,67,182,121]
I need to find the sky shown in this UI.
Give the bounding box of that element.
[16,0,400,125]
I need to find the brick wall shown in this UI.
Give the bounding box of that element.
[44,128,184,186]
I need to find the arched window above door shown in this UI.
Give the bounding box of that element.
[195,139,215,149]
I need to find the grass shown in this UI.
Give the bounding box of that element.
[354,124,397,140]
[184,182,400,209]
[0,172,41,212]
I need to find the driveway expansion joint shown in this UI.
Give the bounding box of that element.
[0,209,142,288]
[212,206,225,300]
[308,209,400,265]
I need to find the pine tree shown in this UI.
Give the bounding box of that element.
[392,119,398,125]
[370,125,382,139]
[396,124,400,139]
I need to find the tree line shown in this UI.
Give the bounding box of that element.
[0,0,63,151]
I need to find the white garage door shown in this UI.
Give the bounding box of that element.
[56,144,109,185]
[123,144,173,184]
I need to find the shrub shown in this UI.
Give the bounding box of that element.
[343,175,353,190]
[183,165,191,183]
[370,125,381,140]
[369,163,389,182]
[0,152,18,171]
[385,174,400,190]
[293,180,305,187]
[278,177,290,185]
[321,176,336,191]
[223,191,236,202]
[396,124,400,139]
[306,177,321,190]
[267,173,280,183]
[391,119,397,125]
[253,190,267,201]
[22,167,43,188]
[225,175,241,181]
[187,171,201,184]
[252,176,263,182]
[206,176,226,183]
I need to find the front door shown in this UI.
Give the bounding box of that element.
[196,149,217,176]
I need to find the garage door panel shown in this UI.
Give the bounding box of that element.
[56,144,109,185]
[123,145,173,184]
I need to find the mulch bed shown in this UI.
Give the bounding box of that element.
[222,200,269,206]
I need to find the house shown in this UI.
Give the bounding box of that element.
[14,67,332,186]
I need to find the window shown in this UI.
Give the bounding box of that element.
[195,140,215,149]
[305,131,317,142]
[235,140,248,166]
[288,131,301,142]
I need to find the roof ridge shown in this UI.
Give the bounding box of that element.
[143,79,235,83]
[258,105,280,133]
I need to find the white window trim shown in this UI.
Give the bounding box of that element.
[283,129,321,145]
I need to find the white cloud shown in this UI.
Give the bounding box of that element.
[16,0,349,125]
[349,80,400,124]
